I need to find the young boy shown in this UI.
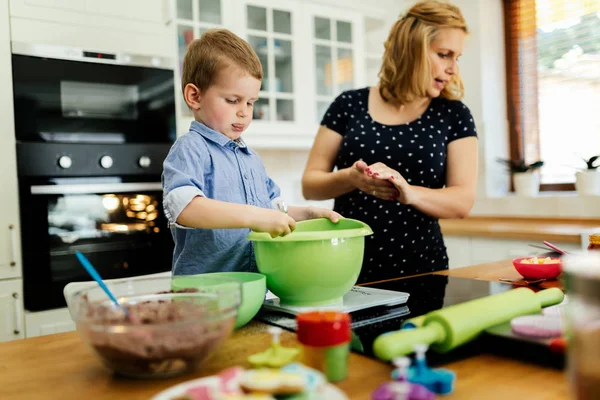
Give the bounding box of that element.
[162,29,341,276]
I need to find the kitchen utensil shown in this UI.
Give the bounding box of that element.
[512,257,562,280]
[172,272,266,329]
[543,241,569,255]
[247,218,373,306]
[499,277,546,285]
[75,251,129,317]
[372,287,564,360]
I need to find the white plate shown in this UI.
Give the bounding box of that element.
[150,375,349,400]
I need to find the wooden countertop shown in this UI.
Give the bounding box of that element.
[0,261,570,400]
[439,216,600,243]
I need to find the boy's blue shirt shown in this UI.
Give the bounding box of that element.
[162,121,281,275]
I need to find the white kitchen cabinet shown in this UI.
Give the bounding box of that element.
[241,0,365,148]
[84,0,168,24]
[444,235,583,269]
[10,0,171,28]
[25,308,75,338]
[444,236,472,269]
[470,237,581,265]
[307,5,365,125]
[9,0,173,59]
[172,0,231,137]
[0,0,23,281]
[364,15,387,87]
[173,0,370,149]
[0,279,25,342]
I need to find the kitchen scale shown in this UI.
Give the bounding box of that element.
[263,286,410,315]
[260,286,410,331]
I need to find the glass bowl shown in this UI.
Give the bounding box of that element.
[69,276,240,379]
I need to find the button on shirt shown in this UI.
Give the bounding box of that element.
[162,121,282,276]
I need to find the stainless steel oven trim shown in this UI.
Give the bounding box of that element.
[11,42,174,70]
[30,182,163,195]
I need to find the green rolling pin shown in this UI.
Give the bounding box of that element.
[373,287,564,361]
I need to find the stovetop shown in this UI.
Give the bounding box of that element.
[256,274,565,368]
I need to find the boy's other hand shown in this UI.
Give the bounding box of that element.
[250,208,297,238]
[296,206,342,223]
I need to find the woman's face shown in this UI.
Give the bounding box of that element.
[427,28,466,98]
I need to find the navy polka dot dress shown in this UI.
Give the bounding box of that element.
[321,87,477,283]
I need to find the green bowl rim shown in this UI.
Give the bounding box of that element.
[171,272,266,285]
[246,218,373,242]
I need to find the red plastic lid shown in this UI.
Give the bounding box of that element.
[296,311,351,347]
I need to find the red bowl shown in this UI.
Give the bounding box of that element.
[512,257,562,280]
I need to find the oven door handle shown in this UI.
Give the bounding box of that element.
[30,182,163,195]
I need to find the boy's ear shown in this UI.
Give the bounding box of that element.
[183,83,202,110]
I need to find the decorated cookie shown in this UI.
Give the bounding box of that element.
[239,369,307,396]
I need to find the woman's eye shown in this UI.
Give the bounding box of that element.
[247,102,254,107]
[226,99,237,104]
[438,53,449,58]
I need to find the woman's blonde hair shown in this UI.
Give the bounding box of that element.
[181,29,263,94]
[379,0,468,106]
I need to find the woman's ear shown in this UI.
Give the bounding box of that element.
[183,83,202,110]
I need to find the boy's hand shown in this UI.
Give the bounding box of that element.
[250,208,297,238]
[291,206,342,223]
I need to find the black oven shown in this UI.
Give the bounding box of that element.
[12,43,177,311]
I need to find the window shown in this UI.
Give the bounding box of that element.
[504,0,600,190]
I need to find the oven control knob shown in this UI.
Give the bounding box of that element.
[57,155,72,169]
[138,156,151,168]
[99,155,113,169]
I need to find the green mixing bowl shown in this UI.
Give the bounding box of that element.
[247,218,373,306]
[171,272,266,329]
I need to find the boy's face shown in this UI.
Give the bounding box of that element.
[195,65,261,140]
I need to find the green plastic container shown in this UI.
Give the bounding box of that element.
[247,218,373,306]
[171,272,266,329]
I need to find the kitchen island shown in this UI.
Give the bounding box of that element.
[0,260,569,400]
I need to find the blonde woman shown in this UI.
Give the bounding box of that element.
[302,0,478,283]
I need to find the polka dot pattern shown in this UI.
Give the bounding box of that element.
[320,87,477,283]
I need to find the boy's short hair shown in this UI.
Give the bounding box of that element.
[181,29,263,94]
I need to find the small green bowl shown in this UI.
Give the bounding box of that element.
[247,218,373,306]
[171,272,266,329]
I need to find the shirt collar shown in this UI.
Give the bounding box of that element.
[190,120,250,153]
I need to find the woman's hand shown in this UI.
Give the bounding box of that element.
[364,162,415,205]
[348,161,400,201]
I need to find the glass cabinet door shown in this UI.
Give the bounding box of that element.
[314,16,355,122]
[246,4,295,123]
[175,0,224,119]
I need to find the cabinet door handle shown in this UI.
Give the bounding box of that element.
[8,224,17,267]
[12,292,22,335]
[163,0,174,24]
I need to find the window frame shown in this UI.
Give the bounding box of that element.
[503,0,578,191]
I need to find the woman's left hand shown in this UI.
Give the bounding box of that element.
[365,162,415,205]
